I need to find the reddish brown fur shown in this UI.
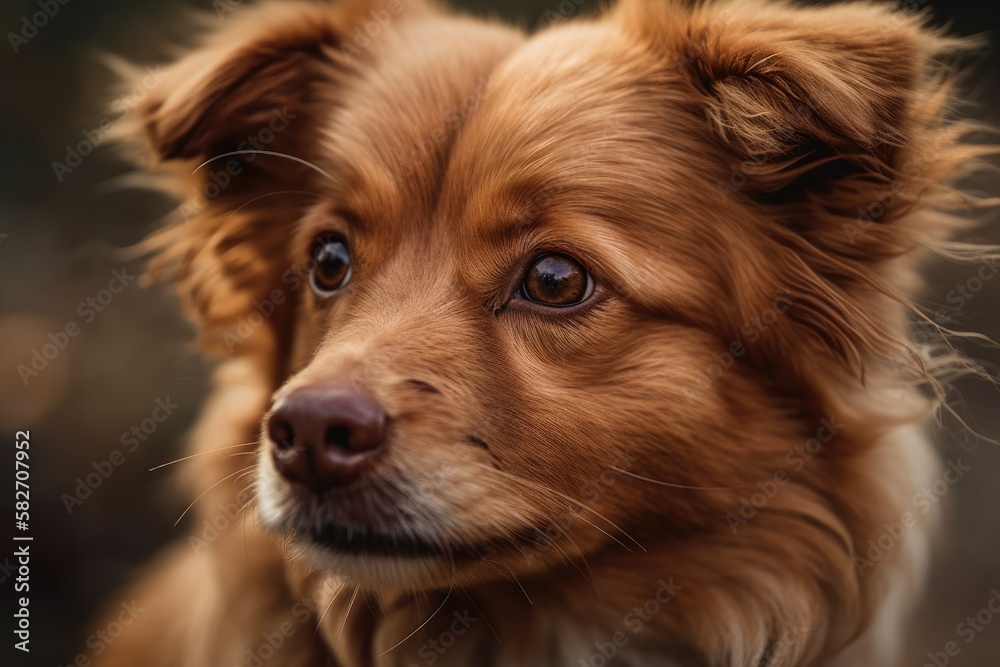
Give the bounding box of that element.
[96,1,997,665]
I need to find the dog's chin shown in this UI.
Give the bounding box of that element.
[273,521,512,590]
[292,533,472,590]
[257,488,486,588]
[259,499,555,590]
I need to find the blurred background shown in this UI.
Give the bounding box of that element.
[0,0,998,665]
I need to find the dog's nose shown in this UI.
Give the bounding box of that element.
[266,383,387,489]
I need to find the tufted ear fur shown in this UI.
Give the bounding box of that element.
[118,0,428,364]
[618,0,999,406]
[619,0,992,248]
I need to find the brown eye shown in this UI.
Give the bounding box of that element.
[520,253,593,307]
[309,235,352,296]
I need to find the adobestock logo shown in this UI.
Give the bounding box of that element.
[7,0,72,54]
[51,68,166,182]
[932,258,999,325]
[61,396,180,514]
[16,266,136,386]
[854,458,971,577]
[188,488,255,554]
[923,589,1000,667]
[578,577,682,667]
[407,610,478,666]
[726,416,842,534]
[57,599,145,666]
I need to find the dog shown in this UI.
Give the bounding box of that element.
[94,0,997,665]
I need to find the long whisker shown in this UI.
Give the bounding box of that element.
[149,441,259,471]
[193,150,334,180]
[173,465,255,527]
[336,585,361,649]
[502,564,532,606]
[315,584,347,640]
[569,513,634,554]
[610,467,747,491]
[463,592,505,652]
[376,587,454,657]
[559,531,601,610]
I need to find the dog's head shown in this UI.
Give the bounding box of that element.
[130,0,978,605]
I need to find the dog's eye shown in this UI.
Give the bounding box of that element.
[520,253,593,307]
[309,235,352,296]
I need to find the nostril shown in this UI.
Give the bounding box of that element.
[268,418,296,451]
[324,425,352,451]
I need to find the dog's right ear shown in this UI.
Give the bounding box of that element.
[129,0,427,162]
[120,1,429,360]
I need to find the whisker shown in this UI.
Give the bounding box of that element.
[173,465,255,527]
[571,513,634,554]
[463,592,505,652]
[193,150,334,180]
[149,441,259,471]
[315,584,347,640]
[502,564,532,606]
[377,587,453,657]
[487,467,646,552]
[336,585,361,649]
[610,467,747,491]
[556,530,601,606]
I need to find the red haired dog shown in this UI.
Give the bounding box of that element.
[98,0,996,665]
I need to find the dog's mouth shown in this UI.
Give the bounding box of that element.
[296,520,556,562]
[298,522,464,559]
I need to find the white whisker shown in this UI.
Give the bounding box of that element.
[377,586,453,657]
[193,150,334,180]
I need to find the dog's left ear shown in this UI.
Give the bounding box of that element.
[618,1,994,381]
[118,0,431,360]
[619,0,974,242]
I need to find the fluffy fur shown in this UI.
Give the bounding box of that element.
[95,0,998,665]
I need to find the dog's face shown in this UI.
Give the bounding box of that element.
[255,17,733,587]
[132,0,959,593]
